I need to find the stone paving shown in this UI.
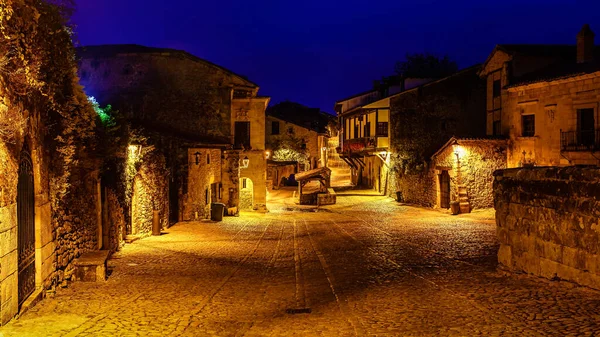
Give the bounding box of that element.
[3,190,600,336]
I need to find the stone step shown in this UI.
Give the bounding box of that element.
[73,250,110,282]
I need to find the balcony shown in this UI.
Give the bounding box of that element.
[560,130,600,151]
[341,137,377,154]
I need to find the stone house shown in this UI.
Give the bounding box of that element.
[388,66,488,207]
[430,137,507,211]
[77,44,269,222]
[479,25,600,167]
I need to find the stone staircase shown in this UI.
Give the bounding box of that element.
[326,144,353,188]
[457,185,471,213]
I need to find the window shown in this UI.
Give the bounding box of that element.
[376,122,388,137]
[577,108,595,146]
[234,121,251,149]
[493,79,501,98]
[271,121,280,135]
[364,122,371,137]
[521,115,535,137]
[301,143,307,149]
[354,123,359,138]
[287,127,294,135]
[242,178,247,189]
[207,153,210,164]
[493,120,502,136]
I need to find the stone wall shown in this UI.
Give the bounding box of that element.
[78,46,257,141]
[131,152,169,235]
[184,148,222,220]
[494,166,600,289]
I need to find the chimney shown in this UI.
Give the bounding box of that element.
[577,24,595,63]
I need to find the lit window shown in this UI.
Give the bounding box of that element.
[376,122,388,137]
[521,115,535,137]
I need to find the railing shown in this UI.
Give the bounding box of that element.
[560,129,600,151]
[341,137,377,153]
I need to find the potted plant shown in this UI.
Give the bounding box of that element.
[450,201,460,215]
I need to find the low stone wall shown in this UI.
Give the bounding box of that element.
[494,166,600,289]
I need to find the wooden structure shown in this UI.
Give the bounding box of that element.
[296,167,332,205]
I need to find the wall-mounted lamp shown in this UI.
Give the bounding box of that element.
[194,151,201,165]
[380,151,388,161]
[241,156,250,168]
[322,146,327,151]
[128,144,142,157]
[452,139,459,157]
[265,150,271,159]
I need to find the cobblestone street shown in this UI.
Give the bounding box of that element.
[3,190,600,336]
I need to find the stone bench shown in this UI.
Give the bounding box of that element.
[73,250,110,282]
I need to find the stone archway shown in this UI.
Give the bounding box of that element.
[239,177,254,210]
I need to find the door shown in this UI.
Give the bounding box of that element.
[439,171,450,209]
[17,147,36,308]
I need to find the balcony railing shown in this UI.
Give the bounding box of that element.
[560,129,600,151]
[342,137,377,153]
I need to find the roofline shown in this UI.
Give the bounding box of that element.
[266,115,322,134]
[334,88,378,104]
[507,69,600,89]
[431,136,508,159]
[77,44,259,88]
[386,64,482,100]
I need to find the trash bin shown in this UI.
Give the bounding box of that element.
[211,203,226,221]
[395,191,403,202]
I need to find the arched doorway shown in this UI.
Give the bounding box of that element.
[17,146,36,308]
[239,177,254,210]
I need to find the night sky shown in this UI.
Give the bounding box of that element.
[72,0,600,113]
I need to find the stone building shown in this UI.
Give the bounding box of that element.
[479,25,600,167]
[430,137,507,211]
[389,66,488,207]
[77,44,269,221]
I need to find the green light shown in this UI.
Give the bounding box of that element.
[88,96,115,127]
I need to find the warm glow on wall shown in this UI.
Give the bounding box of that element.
[128,145,142,157]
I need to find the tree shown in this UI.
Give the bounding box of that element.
[394,53,458,79]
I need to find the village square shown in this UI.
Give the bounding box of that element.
[2,0,600,336]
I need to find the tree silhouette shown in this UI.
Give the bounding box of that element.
[395,53,458,79]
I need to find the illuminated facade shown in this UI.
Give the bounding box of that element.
[479,25,600,167]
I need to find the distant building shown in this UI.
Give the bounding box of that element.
[479,24,600,167]
[335,78,431,192]
[264,102,332,189]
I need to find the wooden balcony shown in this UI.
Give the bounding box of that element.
[341,137,378,154]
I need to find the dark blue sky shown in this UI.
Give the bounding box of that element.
[72,0,600,113]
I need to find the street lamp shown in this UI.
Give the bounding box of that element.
[128,144,142,157]
[452,139,460,159]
